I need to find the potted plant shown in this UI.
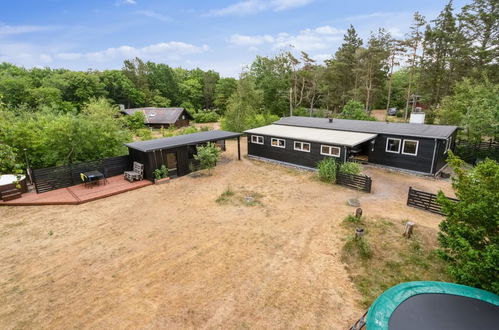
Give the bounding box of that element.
[153,165,170,184]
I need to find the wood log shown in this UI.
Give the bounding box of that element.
[403,222,415,238]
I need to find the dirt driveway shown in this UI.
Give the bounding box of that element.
[0,138,452,329]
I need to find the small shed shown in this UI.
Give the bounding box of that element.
[125,130,242,180]
[121,107,193,128]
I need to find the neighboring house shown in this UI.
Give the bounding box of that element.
[245,116,458,175]
[121,107,193,129]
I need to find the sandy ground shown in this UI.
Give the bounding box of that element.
[0,137,452,329]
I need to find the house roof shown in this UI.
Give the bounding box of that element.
[245,125,377,147]
[121,107,193,124]
[125,130,242,152]
[274,116,457,139]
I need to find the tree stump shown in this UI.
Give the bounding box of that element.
[355,208,363,218]
[355,228,364,240]
[403,222,415,238]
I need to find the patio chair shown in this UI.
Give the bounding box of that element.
[124,162,144,182]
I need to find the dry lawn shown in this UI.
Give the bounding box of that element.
[340,215,451,307]
[0,138,453,329]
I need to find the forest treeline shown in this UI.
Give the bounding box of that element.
[0,0,497,169]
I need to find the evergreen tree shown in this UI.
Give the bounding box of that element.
[459,0,499,81]
[325,25,363,111]
[403,12,426,119]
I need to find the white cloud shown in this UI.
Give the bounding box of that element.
[115,0,136,6]
[135,10,171,22]
[229,34,274,46]
[229,25,343,52]
[55,41,209,62]
[339,12,394,22]
[271,0,314,11]
[208,0,313,16]
[0,23,54,36]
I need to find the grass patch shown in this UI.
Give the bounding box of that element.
[216,186,235,204]
[343,214,364,225]
[341,216,450,307]
[216,187,263,207]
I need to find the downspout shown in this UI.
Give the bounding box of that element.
[344,146,347,163]
[430,138,438,175]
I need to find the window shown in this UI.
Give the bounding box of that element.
[402,139,419,156]
[385,138,401,153]
[271,138,286,148]
[251,135,264,144]
[294,141,311,152]
[321,145,341,157]
[445,137,452,153]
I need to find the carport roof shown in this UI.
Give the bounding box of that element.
[125,130,242,152]
[245,125,377,147]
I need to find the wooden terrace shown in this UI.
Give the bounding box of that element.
[0,175,152,206]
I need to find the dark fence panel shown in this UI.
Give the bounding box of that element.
[407,187,459,215]
[32,155,131,193]
[336,172,372,193]
[455,139,498,164]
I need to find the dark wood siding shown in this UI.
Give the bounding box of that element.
[368,134,436,173]
[247,134,346,168]
[129,146,193,180]
[433,130,457,174]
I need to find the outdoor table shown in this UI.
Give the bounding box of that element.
[83,170,105,186]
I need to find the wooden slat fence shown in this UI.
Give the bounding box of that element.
[407,187,459,216]
[455,139,498,164]
[32,155,131,193]
[336,172,372,193]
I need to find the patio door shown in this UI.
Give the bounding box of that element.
[166,152,178,177]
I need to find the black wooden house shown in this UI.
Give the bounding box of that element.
[245,117,458,175]
[125,130,241,180]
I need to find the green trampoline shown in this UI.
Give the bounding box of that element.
[350,281,499,330]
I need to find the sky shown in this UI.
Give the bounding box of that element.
[0,0,471,77]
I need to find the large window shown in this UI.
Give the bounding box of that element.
[385,138,401,153]
[251,135,264,145]
[402,139,419,156]
[321,145,341,157]
[294,141,311,152]
[271,138,286,148]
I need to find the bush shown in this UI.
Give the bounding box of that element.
[340,100,376,121]
[153,165,168,180]
[339,162,362,175]
[317,158,337,183]
[437,153,499,293]
[194,142,221,175]
[247,113,280,128]
[135,128,152,141]
[0,143,23,175]
[180,126,199,135]
[125,111,145,130]
[193,111,219,123]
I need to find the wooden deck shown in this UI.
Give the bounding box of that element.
[0,175,152,206]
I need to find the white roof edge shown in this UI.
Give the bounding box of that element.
[245,125,377,147]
